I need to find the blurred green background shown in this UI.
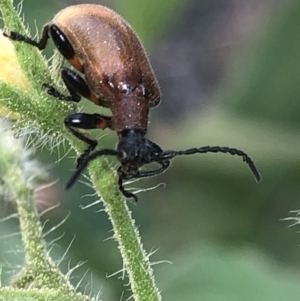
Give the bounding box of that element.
[2,0,300,300]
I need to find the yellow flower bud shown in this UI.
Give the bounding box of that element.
[0,30,31,118]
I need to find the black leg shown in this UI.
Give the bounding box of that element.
[3,24,50,50]
[43,67,91,102]
[49,24,76,60]
[3,24,76,58]
[64,113,112,167]
[44,67,103,105]
[118,168,138,202]
[125,160,170,180]
[61,67,92,99]
[67,127,97,168]
[65,113,112,130]
[43,83,80,102]
[49,24,83,72]
[65,149,121,190]
[116,161,170,202]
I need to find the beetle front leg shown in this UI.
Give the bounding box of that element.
[139,160,170,178]
[125,161,170,180]
[65,113,112,167]
[117,168,138,202]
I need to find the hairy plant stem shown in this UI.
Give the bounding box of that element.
[8,168,76,294]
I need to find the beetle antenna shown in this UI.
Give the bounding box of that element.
[155,146,261,183]
[65,149,121,189]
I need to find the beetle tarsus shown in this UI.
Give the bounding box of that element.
[76,145,97,168]
[3,31,37,46]
[118,169,138,202]
[3,25,50,50]
[42,83,75,101]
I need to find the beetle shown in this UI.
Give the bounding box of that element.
[4,4,261,201]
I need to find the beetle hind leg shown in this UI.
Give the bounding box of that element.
[3,24,50,50]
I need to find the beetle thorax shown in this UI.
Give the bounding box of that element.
[111,96,149,132]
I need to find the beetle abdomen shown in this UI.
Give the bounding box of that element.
[53,4,161,106]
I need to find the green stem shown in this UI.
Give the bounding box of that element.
[91,164,161,301]
[0,287,90,301]
[8,168,73,292]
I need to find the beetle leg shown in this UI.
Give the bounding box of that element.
[69,127,97,168]
[43,83,80,102]
[62,67,100,102]
[61,67,104,105]
[64,113,112,167]
[49,24,83,71]
[134,160,170,179]
[43,67,91,102]
[3,24,50,50]
[116,161,169,201]
[117,167,138,202]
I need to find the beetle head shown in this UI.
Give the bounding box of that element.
[117,129,163,172]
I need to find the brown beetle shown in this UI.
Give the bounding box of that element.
[4,4,261,201]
